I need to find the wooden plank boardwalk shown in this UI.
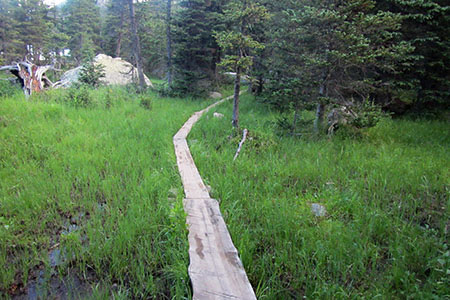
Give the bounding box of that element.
[173,95,256,300]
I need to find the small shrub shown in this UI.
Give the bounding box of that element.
[139,95,152,110]
[65,85,93,108]
[156,82,208,98]
[246,130,278,153]
[275,114,313,136]
[79,62,105,88]
[155,83,178,97]
[350,100,385,129]
[224,128,277,154]
[124,83,140,94]
[0,80,20,98]
[327,99,387,136]
[104,88,115,109]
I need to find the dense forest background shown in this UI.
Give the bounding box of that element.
[0,0,449,122]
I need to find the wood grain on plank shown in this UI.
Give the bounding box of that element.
[173,95,256,300]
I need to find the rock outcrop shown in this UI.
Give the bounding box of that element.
[59,54,153,87]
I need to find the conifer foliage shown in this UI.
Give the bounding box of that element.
[62,0,102,63]
[214,0,269,128]
[261,0,416,133]
[171,0,225,96]
[0,0,447,115]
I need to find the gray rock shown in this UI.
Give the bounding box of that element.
[59,54,153,88]
[213,112,224,118]
[59,66,82,87]
[311,203,327,217]
[49,249,64,267]
[209,92,223,99]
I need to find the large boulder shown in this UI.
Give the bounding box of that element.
[59,54,153,87]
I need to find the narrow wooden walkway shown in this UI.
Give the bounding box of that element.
[173,95,256,300]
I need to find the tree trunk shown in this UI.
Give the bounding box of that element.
[128,0,146,90]
[256,74,264,95]
[314,102,325,134]
[115,7,125,57]
[314,83,326,134]
[232,64,241,128]
[166,0,173,87]
[0,62,55,96]
[292,99,300,135]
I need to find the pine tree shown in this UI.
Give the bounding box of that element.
[264,0,413,133]
[62,0,102,64]
[0,0,22,63]
[45,5,70,66]
[128,0,146,89]
[166,0,173,86]
[136,0,166,77]
[376,0,450,106]
[172,0,227,95]
[0,0,53,63]
[214,0,269,128]
[102,0,129,58]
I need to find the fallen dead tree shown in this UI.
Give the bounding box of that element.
[233,128,248,161]
[0,61,56,96]
[1,54,154,96]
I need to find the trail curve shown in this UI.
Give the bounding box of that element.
[173,95,256,300]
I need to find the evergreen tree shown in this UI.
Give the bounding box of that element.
[62,0,102,64]
[376,0,450,106]
[127,0,145,89]
[172,0,227,95]
[45,5,70,66]
[264,0,413,133]
[0,0,52,63]
[102,0,129,58]
[214,0,269,128]
[0,0,21,63]
[166,0,173,86]
[136,0,166,77]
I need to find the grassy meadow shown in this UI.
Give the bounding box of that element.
[0,85,216,299]
[0,84,448,299]
[189,94,449,299]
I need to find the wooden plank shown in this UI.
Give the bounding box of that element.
[173,95,256,300]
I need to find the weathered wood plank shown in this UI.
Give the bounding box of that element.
[173,95,256,300]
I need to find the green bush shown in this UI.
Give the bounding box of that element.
[79,62,105,87]
[0,80,20,98]
[275,114,314,136]
[350,100,385,129]
[65,85,93,108]
[139,95,152,110]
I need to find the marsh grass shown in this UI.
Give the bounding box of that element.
[1,87,448,299]
[0,86,212,299]
[190,94,449,299]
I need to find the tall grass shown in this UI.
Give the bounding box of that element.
[189,94,449,299]
[0,86,211,299]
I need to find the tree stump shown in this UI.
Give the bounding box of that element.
[0,61,54,96]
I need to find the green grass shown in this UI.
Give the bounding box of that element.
[1,87,448,299]
[189,94,449,299]
[0,86,214,299]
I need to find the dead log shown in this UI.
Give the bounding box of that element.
[233,128,248,161]
[0,61,56,96]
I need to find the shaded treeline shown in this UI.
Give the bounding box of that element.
[0,0,448,116]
